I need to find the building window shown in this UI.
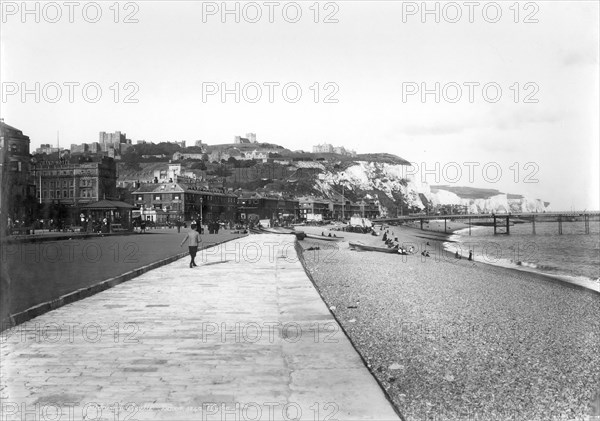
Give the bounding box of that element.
[137,196,143,201]
[154,195,161,200]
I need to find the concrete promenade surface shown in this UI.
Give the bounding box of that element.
[0,234,400,421]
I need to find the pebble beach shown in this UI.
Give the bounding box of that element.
[298,224,600,421]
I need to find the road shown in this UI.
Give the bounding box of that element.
[2,229,244,319]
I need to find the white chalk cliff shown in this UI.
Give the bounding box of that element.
[313,161,549,215]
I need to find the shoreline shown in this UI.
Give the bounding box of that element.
[381,222,599,294]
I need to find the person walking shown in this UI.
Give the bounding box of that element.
[180,222,201,268]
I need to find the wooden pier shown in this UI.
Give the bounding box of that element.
[375,211,600,235]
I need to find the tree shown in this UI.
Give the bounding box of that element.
[184,146,205,153]
[121,148,141,170]
[190,161,206,170]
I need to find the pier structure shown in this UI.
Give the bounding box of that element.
[375,211,600,235]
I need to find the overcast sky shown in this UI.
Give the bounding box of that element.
[1,1,598,210]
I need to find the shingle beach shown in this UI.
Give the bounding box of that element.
[298,225,600,421]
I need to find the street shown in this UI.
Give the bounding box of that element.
[2,230,243,319]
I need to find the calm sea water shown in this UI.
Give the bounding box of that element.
[444,220,600,283]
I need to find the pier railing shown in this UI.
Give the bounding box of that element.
[374,211,600,235]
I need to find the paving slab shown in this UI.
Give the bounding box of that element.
[0,234,400,421]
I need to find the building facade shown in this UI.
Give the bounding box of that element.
[99,131,127,151]
[312,143,334,153]
[234,133,257,144]
[132,182,237,223]
[31,157,118,207]
[70,143,89,154]
[329,197,379,220]
[237,193,299,222]
[35,144,64,155]
[298,196,331,220]
[312,143,356,156]
[0,121,36,224]
[172,152,205,161]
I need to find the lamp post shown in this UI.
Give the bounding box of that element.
[341,185,344,221]
[340,172,345,221]
[200,196,203,229]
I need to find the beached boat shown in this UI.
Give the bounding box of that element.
[257,226,306,240]
[259,227,295,235]
[349,241,399,253]
[304,233,345,242]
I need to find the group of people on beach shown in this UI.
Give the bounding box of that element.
[381,230,418,255]
[381,228,475,261]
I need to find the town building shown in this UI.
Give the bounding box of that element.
[208,150,233,163]
[333,146,357,157]
[312,143,356,156]
[312,143,334,153]
[35,144,64,155]
[31,156,118,209]
[237,193,299,222]
[71,143,89,154]
[355,199,379,219]
[328,195,380,220]
[152,164,199,183]
[132,182,238,223]
[0,121,36,225]
[298,196,331,220]
[172,152,206,161]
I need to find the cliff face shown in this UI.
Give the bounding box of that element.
[314,161,549,215]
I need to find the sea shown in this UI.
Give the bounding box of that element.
[443,220,600,289]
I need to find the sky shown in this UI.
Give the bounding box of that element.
[1,1,598,211]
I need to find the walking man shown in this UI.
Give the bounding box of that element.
[180,222,201,268]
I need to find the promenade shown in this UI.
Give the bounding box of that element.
[0,234,400,421]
